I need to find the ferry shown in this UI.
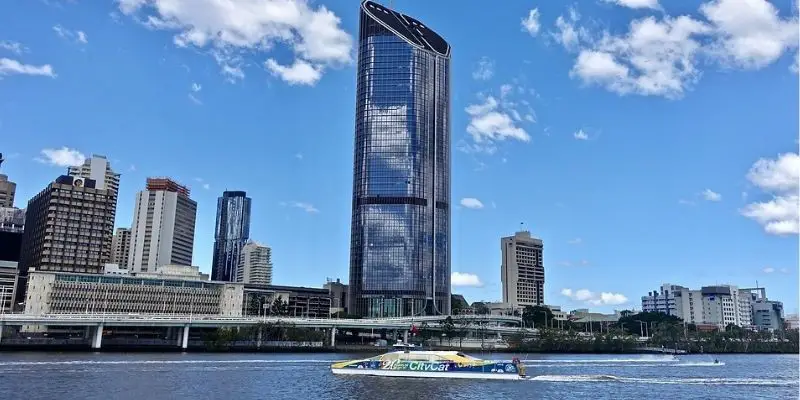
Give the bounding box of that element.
[331,346,528,380]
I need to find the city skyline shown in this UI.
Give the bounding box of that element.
[1,0,798,312]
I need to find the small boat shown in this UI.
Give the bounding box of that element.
[331,348,528,380]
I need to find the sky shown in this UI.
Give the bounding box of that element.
[0,0,798,314]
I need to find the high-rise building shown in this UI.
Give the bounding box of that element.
[501,231,545,308]
[18,175,114,275]
[211,191,251,282]
[128,178,197,272]
[68,155,120,263]
[236,240,272,285]
[0,153,17,207]
[110,227,131,267]
[348,0,452,318]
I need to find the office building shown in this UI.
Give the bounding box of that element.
[236,240,272,285]
[501,231,545,308]
[0,260,17,313]
[24,270,243,316]
[348,0,452,317]
[68,155,120,262]
[18,175,114,275]
[128,178,197,272]
[743,287,784,331]
[211,191,251,282]
[0,206,25,233]
[110,227,131,267]
[0,153,16,207]
[324,278,348,315]
[641,283,786,329]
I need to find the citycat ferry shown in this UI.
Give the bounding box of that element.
[330,346,528,380]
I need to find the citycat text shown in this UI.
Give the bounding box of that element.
[380,360,451,372]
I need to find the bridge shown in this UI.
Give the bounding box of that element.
[0,313,528,349]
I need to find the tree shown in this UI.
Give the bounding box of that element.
[442,316,456,345]
[453,316,472,347]
[472,302,490,315]
[522,305,554,329]
[451,294,470,314]
[616,311,682,336]
[269,297,289,316]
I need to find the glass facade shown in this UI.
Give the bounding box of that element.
[211,191,251,282]
[348,1,451,318]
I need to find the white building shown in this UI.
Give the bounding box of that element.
[501,230,545,308]
[24,270,242,321]
[128,178,197,273]
[237,240,272,285]
[642,283,784,329]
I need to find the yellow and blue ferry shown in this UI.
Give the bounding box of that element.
[331,347,527,380]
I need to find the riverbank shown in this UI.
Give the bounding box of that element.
[2,342,797,354]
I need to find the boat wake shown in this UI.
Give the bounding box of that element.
[0,359,337,366]
[528,375,793,386]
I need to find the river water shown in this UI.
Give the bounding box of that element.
[0,352,796,399]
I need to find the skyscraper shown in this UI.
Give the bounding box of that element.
[211,191,251,282]
[110,227,131,267]
[68,155,120,263]
[501,231,545,308]
[236,240,272,285]
[348,1,451,318]
[19,175,114,274]
[128,178,197,272]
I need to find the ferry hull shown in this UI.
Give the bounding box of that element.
[331,367,526,380]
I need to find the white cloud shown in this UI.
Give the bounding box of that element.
[763,266,775,273]
[561,288,628,306]
[472,56,494,80]
[0,58,56,78]
[792,52,799,73]
[604,0,660,9]
[550,0,798,98]
[678,199,696,206]
[294,153,303,160]
[702,188,722,201]
[568,237,583,244]
[188,93,202,104]
[465,96,530,149]
[573,129,589,140]
[36,147,86,167]
[741,152,799,235]
[460,197,484,209]
[288,201,319,214]
[191,82,201,92]
[265,58,321,85]
[451,272,483,287]
[521,8,541,36]
[0,41,27,55]
[570,16,711,99]
[53,25,88,44]
[118,0,352,83]
[700,0,799,69]
[202,183,210,190]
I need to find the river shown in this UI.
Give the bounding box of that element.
[0,352,796,399]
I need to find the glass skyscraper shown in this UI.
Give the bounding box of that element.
[348,1,451,318]
[211,191,251,282]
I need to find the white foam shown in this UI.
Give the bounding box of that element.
[527,374,794,386]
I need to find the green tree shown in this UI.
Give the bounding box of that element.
[472,302,490,315]
[441,316,456,344]
[522,305,554,329]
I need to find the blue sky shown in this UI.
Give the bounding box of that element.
[1,0,798,313]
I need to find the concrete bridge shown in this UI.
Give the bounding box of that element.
[0,313,527,349]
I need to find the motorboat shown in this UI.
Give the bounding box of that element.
[331,348,528,380]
